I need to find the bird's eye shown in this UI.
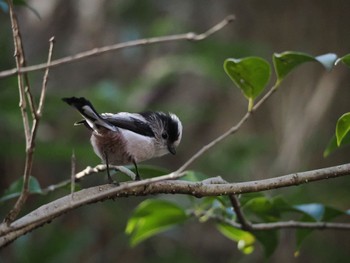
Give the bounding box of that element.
[162,132,168,139]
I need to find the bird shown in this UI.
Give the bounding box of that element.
[62,97,183,184]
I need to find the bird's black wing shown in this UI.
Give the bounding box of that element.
[103,116,155,138]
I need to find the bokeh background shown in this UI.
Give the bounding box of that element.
[1,0,350,262]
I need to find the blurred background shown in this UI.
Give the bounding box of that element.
[1,0,350,262]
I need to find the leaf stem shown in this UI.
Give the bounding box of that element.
[248,98,254,112]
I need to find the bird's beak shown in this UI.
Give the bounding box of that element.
[168,144,176,155]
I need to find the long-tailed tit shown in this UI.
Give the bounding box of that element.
[62,97,183,184]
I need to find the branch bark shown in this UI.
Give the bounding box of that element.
[1,163,350,247]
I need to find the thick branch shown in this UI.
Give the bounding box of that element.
[1,163,350,246]
[0,15,235,79]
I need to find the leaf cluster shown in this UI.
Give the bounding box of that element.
[126,192,349,257]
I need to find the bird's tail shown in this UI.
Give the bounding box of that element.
[62,97,116,131]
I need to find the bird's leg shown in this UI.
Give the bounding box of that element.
[104,151,118,185]
[133,160,141,181]
[104,151,112,183]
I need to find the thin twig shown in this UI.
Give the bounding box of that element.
[0,14,235,79]
[71,150,76,195]
[212,214,350,231]
[6,0,36,119]
[173,84,279,177]
[202,177,254,230]
[4,37,55,223]
[229,195,252,231]
[37,36,55,116]
[42,164,136,194]
[7,0,30,145]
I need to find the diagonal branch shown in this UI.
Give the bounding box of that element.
[0,14,235,79]
[172,82,278,178]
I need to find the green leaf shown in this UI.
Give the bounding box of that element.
[216,223,255,254]
[273,52,315,82]
[324,132,350,157]
[253,230,279,258]
[323,135,338,157]
[322,206,345,221]
[224,57,271,109]
[295,214,315,250]
[336,113,350,146]
[0,176,42,202]
[294,203,345,249]
[182,170,208,182]
[243,196,281,222]
[324,114,350,157]
[273,52,337,83]
[294,203,344,221]
[336,54,350,68]
[239,192,265,207]
[125,199,188,246]
[195,197,234,223]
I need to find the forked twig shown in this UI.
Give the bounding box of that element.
[4,35,55,223]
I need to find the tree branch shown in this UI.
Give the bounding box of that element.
[4,36,55,223]
[1,163,350,247]
[211,214,350,231]
[229,195,253,231]
[42,164,136,194]
[173,81,278,178]
[0,14,235,79]
[7,0,30,145]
